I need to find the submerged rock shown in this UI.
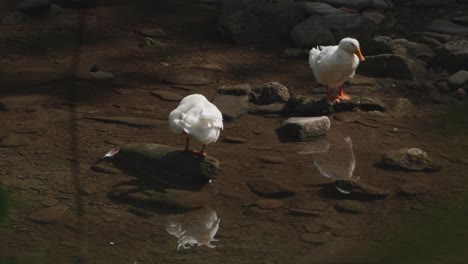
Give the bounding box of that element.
[384,98,414,113]
[109,185,211,211]
[435,39,468,71]
[380,148,441,171]
[333,180,391,199]
[111,143,219,190]
[247,179,296,198]
[335,200,365,214]
[28,205,69,224]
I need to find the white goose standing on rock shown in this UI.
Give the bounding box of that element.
[309,37,365,103]
[169,94,223,156]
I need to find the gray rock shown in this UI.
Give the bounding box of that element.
[28,205,68,224]
[221,136,247,143]
[217,0,307,44]
[427,19,468,35]
[435,39,468,71]
[303,223,322,233]
[291,96,332,115]
[288,208,322,217]
[322,13,376,42]
[335,200,365,214]
[381,148,441,171]
[85,116,165,127]
[301,2,344,16]
[333,180,390,199]
[290,16,335,48]
[448,70,468,88]
[358,54,426,80]
[90,164,121,174]
[151,90,183,102]
[113,143,219,189]
[278,116,330,142]
[217,84,251,96]
[384,98,413,113]
[301,233,328,245]
[252,199,285,209]
[250,82,290,104]
[301,0,393,9]
[2,12,25,25]
[258,156,287,164]
[452,16,468,26]
[362,36,395,55]
[246,179,295,198]
[414,0,456,7]
[109,185,210,211]
[0,134,32,147]
[249,103,286,115]
[397,182,431,196]
[212,94,250,119]
[137,28,167,37]
[163,74,213,86]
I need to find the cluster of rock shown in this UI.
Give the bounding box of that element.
[217,0,468,46]
[217,0,390,46]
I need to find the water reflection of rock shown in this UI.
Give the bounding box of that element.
[99,143,219,212]
[165,209,220,250]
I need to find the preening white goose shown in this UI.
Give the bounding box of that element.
[169,94,223,156]
[309,37,365,103]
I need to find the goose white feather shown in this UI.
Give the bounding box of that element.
[169,94,223,147]
[309,38,365,102]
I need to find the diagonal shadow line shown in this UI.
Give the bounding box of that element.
[67,9,88,264]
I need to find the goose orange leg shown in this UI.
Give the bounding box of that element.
[199,145,208,157]
[331,85,351,103]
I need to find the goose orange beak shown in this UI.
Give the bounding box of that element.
[355,48,365,61]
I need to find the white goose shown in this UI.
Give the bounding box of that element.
[169,94,223,156]
[309,37,365,103]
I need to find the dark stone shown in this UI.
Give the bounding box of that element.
[247,179,295,198]
[301,233,328,245]
[137,28,167,37]
[335,200,365,213]
[434,39,468,71]
[290,16,336,48]
[217,0,307,44]
[333,180,391,200]
[112,143,219,190]
[109,185,210,211]
[250,82,290,104]
[427,19,468,35]
[358,54,427,80]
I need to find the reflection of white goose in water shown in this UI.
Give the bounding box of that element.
[165,210,220,250]
[298,134,358,194]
